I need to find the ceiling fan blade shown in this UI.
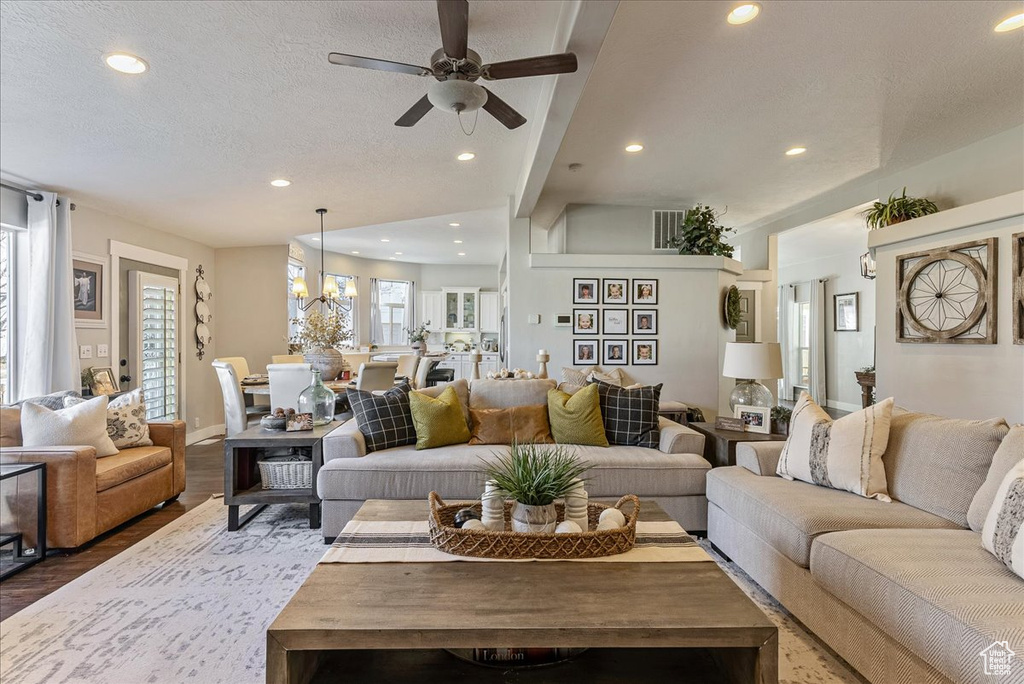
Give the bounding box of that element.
[395,94,434,127]
[437,0,469,60]
[482,53,578,80]
[328,52,431,77]
[481,88,526,130]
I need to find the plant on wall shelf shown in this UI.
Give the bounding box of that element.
[669,204,735,257]
[863,188,938,230]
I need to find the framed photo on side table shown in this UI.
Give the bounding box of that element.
[834,292,859,331]
[734,405,771,434]
[632,339,658,365]
[603,278,629,305]
[573,339,599,365]
[633,278,659,305]
[632,309,658,334]
[573,278,599,305]
[573,309,599,335]
[89,367,119,396]
[72,252,108,328]
[603,309,628,335]
[603,340,628,365]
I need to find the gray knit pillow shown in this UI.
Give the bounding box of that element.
[981,456,1024,579]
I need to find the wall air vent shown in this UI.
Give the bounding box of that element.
[652,210,684,250]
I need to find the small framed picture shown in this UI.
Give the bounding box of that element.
[632,339,658,365]
[573,339,599,365]
[603,340,628,365]
[603,309,628,335]
[633,278,658,305]
[573,308,599,335]
[72,253,108,328]
[734,405,771,434]
[286,412,314,431]
[603,278,629,305]
[834,292,859,332]
[573,278,599,305]
[89,367,119,396]
[632,309,658,335]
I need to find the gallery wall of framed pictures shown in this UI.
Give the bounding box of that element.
[571,277,660,365]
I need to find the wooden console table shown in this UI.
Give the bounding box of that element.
[688,422,787,468]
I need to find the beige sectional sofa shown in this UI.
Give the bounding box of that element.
[707,409,1024,684]
[317,378,711,542]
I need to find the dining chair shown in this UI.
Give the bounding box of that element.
[214,356,270,415]
[268,363,313,412]
[271,354,305,364]
[213,361,253,438]
[396,355,419,383]
[413,356,439,389]
[343,352,371,377]
[356,362,398,393]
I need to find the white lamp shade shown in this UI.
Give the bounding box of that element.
[321,275,340,298]
[291,276,309,298]
[723,342,783,380]
[343,279,358,297]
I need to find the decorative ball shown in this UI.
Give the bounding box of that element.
[461,519,485,531]
[598,508,627,528]
[486,371,496,380]
[555,521,583,534]
[597,517,621,531]
[525,371,534,379]
[453,508,482,528]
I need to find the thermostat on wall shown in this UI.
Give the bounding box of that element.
[554,314,572,327]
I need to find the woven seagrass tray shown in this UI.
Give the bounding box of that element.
[427,491,640,560]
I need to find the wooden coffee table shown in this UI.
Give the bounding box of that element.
[267,499,777,683]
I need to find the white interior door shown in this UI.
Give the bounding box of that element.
[129,271,180,421]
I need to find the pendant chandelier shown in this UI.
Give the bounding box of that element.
[292,208,357,311]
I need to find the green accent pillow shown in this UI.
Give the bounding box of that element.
[547,385,609,447]
[409,385,472,450]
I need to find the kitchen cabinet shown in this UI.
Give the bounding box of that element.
[435,352,499,381]
[479,292,499,333]
[443,288,478,331]
[420,291,444,333]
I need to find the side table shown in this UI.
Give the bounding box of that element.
[688,422,787,468]
[0,462,47,580]
[224,421,342,531]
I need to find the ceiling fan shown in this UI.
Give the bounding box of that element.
[327,0,578,130]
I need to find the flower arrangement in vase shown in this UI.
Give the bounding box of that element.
[290,310,351,380]
[406,321,431,356]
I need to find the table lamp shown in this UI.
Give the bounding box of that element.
[722,342,783,411]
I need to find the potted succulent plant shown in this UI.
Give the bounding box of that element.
[482,443,590,533]
[863,188,939,229]
[669,204,736,257]
[770,405,792,436]
[290,310,351,380]
[406,321,431,356]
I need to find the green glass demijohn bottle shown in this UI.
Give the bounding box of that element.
[297,369,336,426]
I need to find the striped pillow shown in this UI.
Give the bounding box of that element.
[981,457,1024,579]
[777,392,895,501]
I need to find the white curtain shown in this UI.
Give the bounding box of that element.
[369,278,384,345]
[403,281,416,341]
[18,192,79,398]
[777,284,797,401]
[809,279,828,405]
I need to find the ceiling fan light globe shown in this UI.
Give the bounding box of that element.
[428,79,487,114]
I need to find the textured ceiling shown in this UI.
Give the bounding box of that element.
[777,203,873,269]
[533,0,1024,230]
[0,0,563,250]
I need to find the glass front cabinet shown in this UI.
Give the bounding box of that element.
[442,288,479,331]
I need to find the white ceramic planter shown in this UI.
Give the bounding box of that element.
[303,348,344,381]
[511,502,558,533]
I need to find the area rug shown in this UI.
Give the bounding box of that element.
[0,499,864,684]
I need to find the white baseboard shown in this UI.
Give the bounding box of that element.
[186,424,225,446]
[826,400,861,413]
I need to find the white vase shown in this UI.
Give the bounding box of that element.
[511,502,558,533]
[410,340,426,356]
[303,348,344,381]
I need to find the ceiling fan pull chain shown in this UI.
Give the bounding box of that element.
[458,108,479,136]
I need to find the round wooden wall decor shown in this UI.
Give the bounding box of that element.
[723,285,741,330]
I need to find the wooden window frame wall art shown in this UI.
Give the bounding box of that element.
[572,278,599,305]
[833,292,859,332]
[573,308,599,335]
[72,252,108,328]
[632,339,658,365]
[1014,231,1023,345]
[573,339,599,366]
[602,278,629,305]
[896,238,997,344]
[632,309,658,335]
[602,339,629,366]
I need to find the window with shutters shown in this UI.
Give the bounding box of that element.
[130,272,179,421]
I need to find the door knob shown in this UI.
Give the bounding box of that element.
[120,375,132,384]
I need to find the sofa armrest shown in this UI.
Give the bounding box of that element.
[149,421,186,495]
[658,417,705,454]
[323,419,366,461]
[0,446,98,548]
[736,442,785,476]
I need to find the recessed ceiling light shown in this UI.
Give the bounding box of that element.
[457,152,476,161]
[727,3,761,25]
[454,240,463,244]
[380,238,390,242]
[311,237,320,241]
[270,179,291,187]
[457,252,466,256]
[449,222,461,227]
[624,144,644,153]
[351,251,360,254]
[785,146,807,156]
[394,252,403,255]
[104,52,148,74]
[995,12,1024,32]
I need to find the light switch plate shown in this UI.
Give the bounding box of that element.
[97,344,109,357]
[528,314,541,325]
[79,345,93,359]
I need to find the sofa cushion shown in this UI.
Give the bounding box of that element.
[810,528,1024,684]
[318,442,711,501]
[14,390,81,411]
[469,378,556,410]
[591,379,661,448]
[347,382,416,453]
[64,388,154,449]
[547,385,608,447]
[1,406,21,446]
[20,396,118,457]
[409,386,471,451]
[469,405,553,445]
[94,446,172,492]
[981,457,1024,579]
[969,424,1024,532]
[884,409,1009,527]
[706,466,959,567]
[414,379,470,428]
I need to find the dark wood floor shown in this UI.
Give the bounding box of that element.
[0,440,225,621]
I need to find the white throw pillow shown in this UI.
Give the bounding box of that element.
[981,457,1024,579]
[21,395,119,457]
[64,388,153,449]
[777,392,895,501]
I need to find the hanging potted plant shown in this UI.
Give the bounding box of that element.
[290,310,351,381]
[406,321,431,356]
[863,188,939,229]
[482,443,590,533]
[669,204,736,257]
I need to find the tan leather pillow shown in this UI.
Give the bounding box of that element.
[469,405,554,445]
[1,406,22,446]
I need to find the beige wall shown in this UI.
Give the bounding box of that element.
[214,245,289,373]
[70,204,222,438]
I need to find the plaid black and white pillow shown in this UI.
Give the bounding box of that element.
[347,382,417,453]
[590,379,661,448]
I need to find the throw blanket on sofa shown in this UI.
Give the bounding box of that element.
[320,519,711,563]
